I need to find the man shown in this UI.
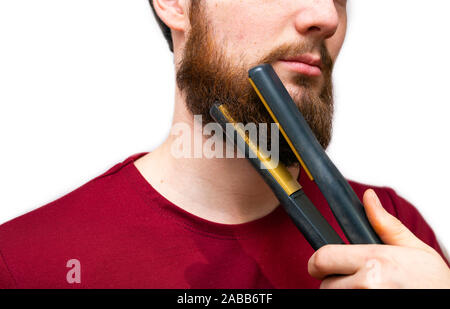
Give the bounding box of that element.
[0,0,449,289]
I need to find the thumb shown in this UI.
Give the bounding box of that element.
[363,189,432,252]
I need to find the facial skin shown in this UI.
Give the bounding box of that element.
[176,0,347,166]
[187,0,347,93]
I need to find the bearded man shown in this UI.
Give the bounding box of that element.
[0,1,449,289]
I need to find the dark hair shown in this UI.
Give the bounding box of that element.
[148,1,174,52]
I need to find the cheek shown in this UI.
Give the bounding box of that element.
[326,18,347,61]
[204,1,286,58]
[212,14,266,47]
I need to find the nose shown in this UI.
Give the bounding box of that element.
[294,0,339,40]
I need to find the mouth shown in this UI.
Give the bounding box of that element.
[279,54,322,77]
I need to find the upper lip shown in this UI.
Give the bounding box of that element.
[280,54,323,70]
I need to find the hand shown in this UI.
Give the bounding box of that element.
[307,189,450,289]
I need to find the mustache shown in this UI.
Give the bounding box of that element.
[252,42,334,75]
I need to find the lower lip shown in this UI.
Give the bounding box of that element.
[280,60,322,77]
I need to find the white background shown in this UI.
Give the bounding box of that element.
[0,1,449,252]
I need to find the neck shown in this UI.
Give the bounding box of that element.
[134,88,300,224]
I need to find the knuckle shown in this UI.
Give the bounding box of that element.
[363,245,385,262]
[312,247,330,270]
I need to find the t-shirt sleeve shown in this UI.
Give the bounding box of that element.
[377,186,449,265]
[0,250,16,289]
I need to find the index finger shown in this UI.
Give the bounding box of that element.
[308,244,382,280]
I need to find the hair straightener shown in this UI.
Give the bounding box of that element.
[209,63,382,250]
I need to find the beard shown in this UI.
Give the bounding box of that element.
[176,2,335,167]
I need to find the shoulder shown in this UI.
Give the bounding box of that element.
[0,152,148,233]
[0,153,148,288]
[0,154,134,238]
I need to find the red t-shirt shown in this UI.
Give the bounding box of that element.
[0,153,446,288]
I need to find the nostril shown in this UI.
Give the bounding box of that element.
[308,26,321,32]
